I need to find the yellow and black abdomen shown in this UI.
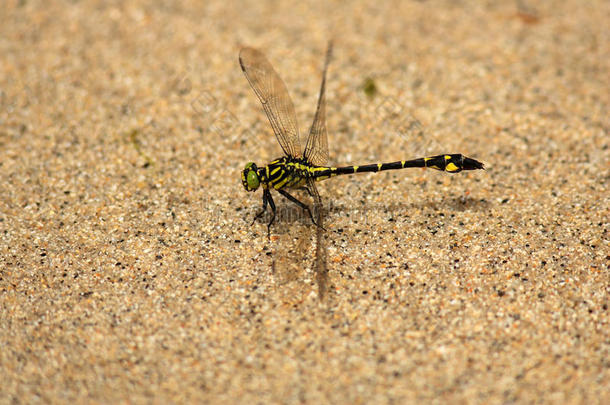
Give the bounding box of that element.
[311,154,484,182]
[264,154,484,188]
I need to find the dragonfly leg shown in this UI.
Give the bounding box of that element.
[266,190,276,238]
[252,189,269,225]
[278,189,324,230]
[300,186,314,197]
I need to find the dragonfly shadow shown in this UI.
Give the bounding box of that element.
[271,224,312,285]
[269,222,330,302]
[410,196,491,212]
[266,201,329,302]
[313,207,328,301]
[325,196,490,224]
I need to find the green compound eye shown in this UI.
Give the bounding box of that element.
[243,162,260,191]
[247,170,260,190]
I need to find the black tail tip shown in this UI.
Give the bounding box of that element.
[463,157,485,170]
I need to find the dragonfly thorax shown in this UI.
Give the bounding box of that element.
[243,156,319,193]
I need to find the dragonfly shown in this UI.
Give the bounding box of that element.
[239,44,484,237]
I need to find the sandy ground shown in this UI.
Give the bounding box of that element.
[1,0,608,403]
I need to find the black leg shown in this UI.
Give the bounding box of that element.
[266,190,276,238]
[252,190,269,225]
[300,187,314,197]
[278,189,324,229]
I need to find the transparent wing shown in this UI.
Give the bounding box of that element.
[303,42,333,166]
[306,178,323,206]
[239,47,301,158]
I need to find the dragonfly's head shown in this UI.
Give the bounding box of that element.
[242,162,260,192]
